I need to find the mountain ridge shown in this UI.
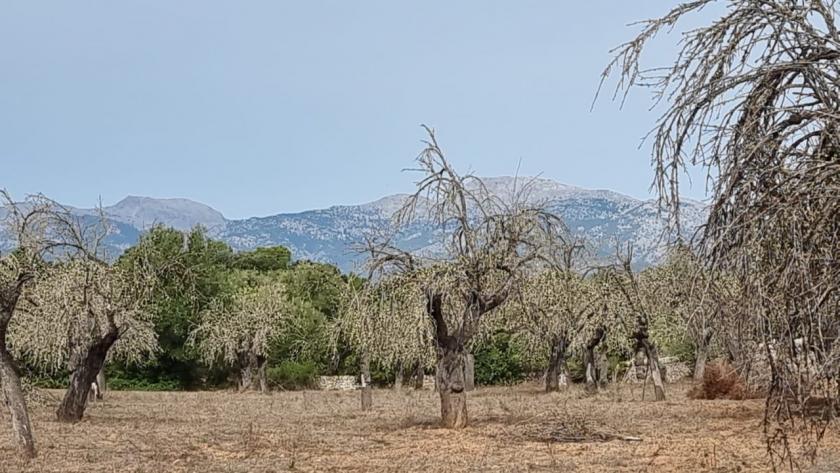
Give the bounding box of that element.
[0,177,707,272]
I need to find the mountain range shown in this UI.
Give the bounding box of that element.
[0,177,707,272]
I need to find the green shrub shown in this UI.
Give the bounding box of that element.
[266,361,318,390]
[473,331,528,385]
[107,376,182,391]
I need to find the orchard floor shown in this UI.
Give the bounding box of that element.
[2,383,839,472]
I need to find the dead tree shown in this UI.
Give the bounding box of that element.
[363,126,560,428]
[600,1,839,465]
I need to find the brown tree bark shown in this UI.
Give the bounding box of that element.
[545,336,569,392]
[360,352,372,411]
[0,274,37,458]
[57,326,119,422]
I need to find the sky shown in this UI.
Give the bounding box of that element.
[0,1,717,219]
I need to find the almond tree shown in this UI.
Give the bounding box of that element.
[601,1,839,464]
[189,279,291,392]
[511,242,598,391]
[1,191,102,454]
[365,126,559,428]
[12,258,158,422]
[606,246,668,401]
[336,272,436,409]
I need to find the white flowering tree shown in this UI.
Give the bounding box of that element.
[189,279,291,392]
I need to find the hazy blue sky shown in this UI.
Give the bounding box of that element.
[1,1,716,219]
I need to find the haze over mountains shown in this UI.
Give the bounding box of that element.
[1,177,706,272]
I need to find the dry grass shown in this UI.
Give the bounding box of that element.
[2,382,839,472]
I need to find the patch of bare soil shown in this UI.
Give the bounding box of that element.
[1,383,838,472]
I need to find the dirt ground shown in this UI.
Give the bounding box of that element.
[1,382,838,472]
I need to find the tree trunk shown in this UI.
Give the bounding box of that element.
[545,336,569,392]
[464,354,475,392]
[239,364,253,392]
[437,346,468,429]
[95,368,106,400]
[583,328,605,395]
[238,352,263,392]
[640,339,666,401]
[597,351,609,389]
[411,362,424,389]
[57,330,119,423]
[256,355,268,394]
[360,352,372,411]
[693,331,713,381]
[393,362,404,390]
[0,273,37,458]
[0,349,36,459]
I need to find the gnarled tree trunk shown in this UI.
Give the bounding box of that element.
[545,336,569,392]
[57,327,119,422]
[0,274,36,458]
[583,328,605,394]
[429,293,468,428]
[0,349,36,459]
[436,344,467,428]
[638,337,666,401]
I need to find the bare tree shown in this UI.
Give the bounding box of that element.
[363,126,559,428]
[601,1,839,466]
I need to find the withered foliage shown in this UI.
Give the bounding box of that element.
[601,0,839,467]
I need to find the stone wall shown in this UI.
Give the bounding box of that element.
[318,375,358,391]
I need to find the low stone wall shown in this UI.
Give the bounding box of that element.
[318,375,358,391]
[621,357,692,383]
[421,375,436,390]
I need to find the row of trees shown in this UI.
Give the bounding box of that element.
[0,192,353,458]
[335,128,750,428]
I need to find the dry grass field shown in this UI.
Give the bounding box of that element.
[2,383,839,472]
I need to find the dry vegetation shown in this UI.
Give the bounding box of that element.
[2,384,839,473]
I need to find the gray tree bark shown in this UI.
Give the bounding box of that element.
[0,274,36,458]
[545,336,569,392]
[464,354,475,392]
[95,368,106,400]
[360,352,372,411]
